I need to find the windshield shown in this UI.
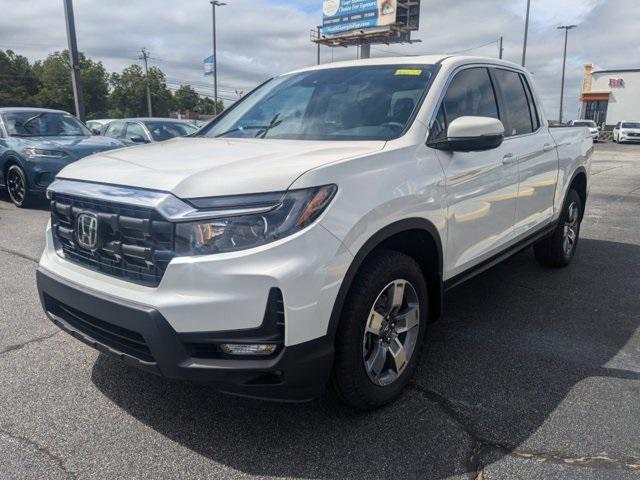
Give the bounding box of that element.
[621,122,640,129]
[573,121,596,127]
[1,111,90,137]
[200,65,436,141]
[144,121,197,141]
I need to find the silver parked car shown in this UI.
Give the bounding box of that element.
[101,118,198,144]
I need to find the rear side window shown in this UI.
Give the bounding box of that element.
[493,69,534,136]
[125,122,147,140]
[104,122,124,138]
[429,67,499,141]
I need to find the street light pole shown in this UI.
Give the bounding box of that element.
[62,0,85,121]
[521,0,531,66]
[210,0,226,116]
[558,25,577,124]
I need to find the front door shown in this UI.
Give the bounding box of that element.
[430,66,519,279]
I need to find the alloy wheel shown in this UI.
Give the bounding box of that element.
[7,167,25,206]
[362,279,420,386]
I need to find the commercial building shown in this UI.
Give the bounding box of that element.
[580,64,640,129]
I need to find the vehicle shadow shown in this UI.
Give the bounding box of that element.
[91,238,640,479]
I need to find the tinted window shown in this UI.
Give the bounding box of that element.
[144,122,194,141]
[1,111,90,137]
[428,67,499,142]
[493,69,534,136]
[201,65,436,141]
[104,122,124,138]
[125,122,147,140]
[521,75,540,131]
[442,68,499,124]
[622,122,640,129]
[429,104,447,141]
[573,121,596,127]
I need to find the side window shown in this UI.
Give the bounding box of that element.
[125,122,147,140]
[429,104,447,141]
[429,67,498,142]
[104,122,124,138]
[493,69,534,136]
[521,75,540,131]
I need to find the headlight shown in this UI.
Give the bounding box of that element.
[175,184,337,255]
[24,148,68,159]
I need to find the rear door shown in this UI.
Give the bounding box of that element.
[491,68,559,236]
[430,66,519,278]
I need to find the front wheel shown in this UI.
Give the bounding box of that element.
[6,164,32,208]
[330,250,428,410]
[534,189,582,267]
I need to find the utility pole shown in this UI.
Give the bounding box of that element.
[499,36,504,59]
[521,0,531,66]
[139,48,153,117]
[317,25,321,65]
[558,25,577,124]
[211,1,226,116]
[63,0,85,121]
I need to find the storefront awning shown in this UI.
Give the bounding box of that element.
[581,91,611,102]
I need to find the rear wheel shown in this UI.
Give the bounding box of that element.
[534,189,582,267]
[6,164,32,208]
[330,250,428,410]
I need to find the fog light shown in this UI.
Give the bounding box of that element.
[219,343,278,356]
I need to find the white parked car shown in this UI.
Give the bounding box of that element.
[613,121,640,143]
[569,119,599,142]
[85,119,113,135]
[37,56,592,409]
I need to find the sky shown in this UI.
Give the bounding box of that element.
[0,0,638,120]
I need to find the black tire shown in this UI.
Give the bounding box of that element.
[330,249,428,410]
[6,164,32,208]
[534,189,582,267]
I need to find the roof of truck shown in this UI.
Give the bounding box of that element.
[285,55,526,76]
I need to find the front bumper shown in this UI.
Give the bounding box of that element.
[37,268,334,401]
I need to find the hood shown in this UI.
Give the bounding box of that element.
[15,135,125,159]
[57,137,385,198]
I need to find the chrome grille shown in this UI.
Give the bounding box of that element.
[50,192,175,287]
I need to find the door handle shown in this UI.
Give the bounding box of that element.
[502,153,518,165]
[543,143,555,152]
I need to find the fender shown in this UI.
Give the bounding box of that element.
[326,218,444,340]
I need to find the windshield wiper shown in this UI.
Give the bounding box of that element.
[215,113,282,139]
[255,114,282,139]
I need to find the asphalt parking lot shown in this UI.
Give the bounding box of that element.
[0,142,639,480]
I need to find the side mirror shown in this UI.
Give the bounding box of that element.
[428,116,505,152]
[91,127,102,135]
[129,135,149,144]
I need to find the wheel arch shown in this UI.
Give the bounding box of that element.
[568,167,588,220]
[327,218,444,340]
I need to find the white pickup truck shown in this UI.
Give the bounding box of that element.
[37,56,592,409]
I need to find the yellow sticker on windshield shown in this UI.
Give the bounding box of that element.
[395,69,422,76]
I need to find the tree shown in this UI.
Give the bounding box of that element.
[195,96,224,116]
[0,49,39,107]
[32,50,109,119]
[109,64,173,117]
[173,85,200,113]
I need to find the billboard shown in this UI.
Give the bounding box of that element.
[322,0,398,37]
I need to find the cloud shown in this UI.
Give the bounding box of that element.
[0,0,636,119]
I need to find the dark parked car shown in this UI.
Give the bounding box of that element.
[0,108,126,207]
[101,118,198,144]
